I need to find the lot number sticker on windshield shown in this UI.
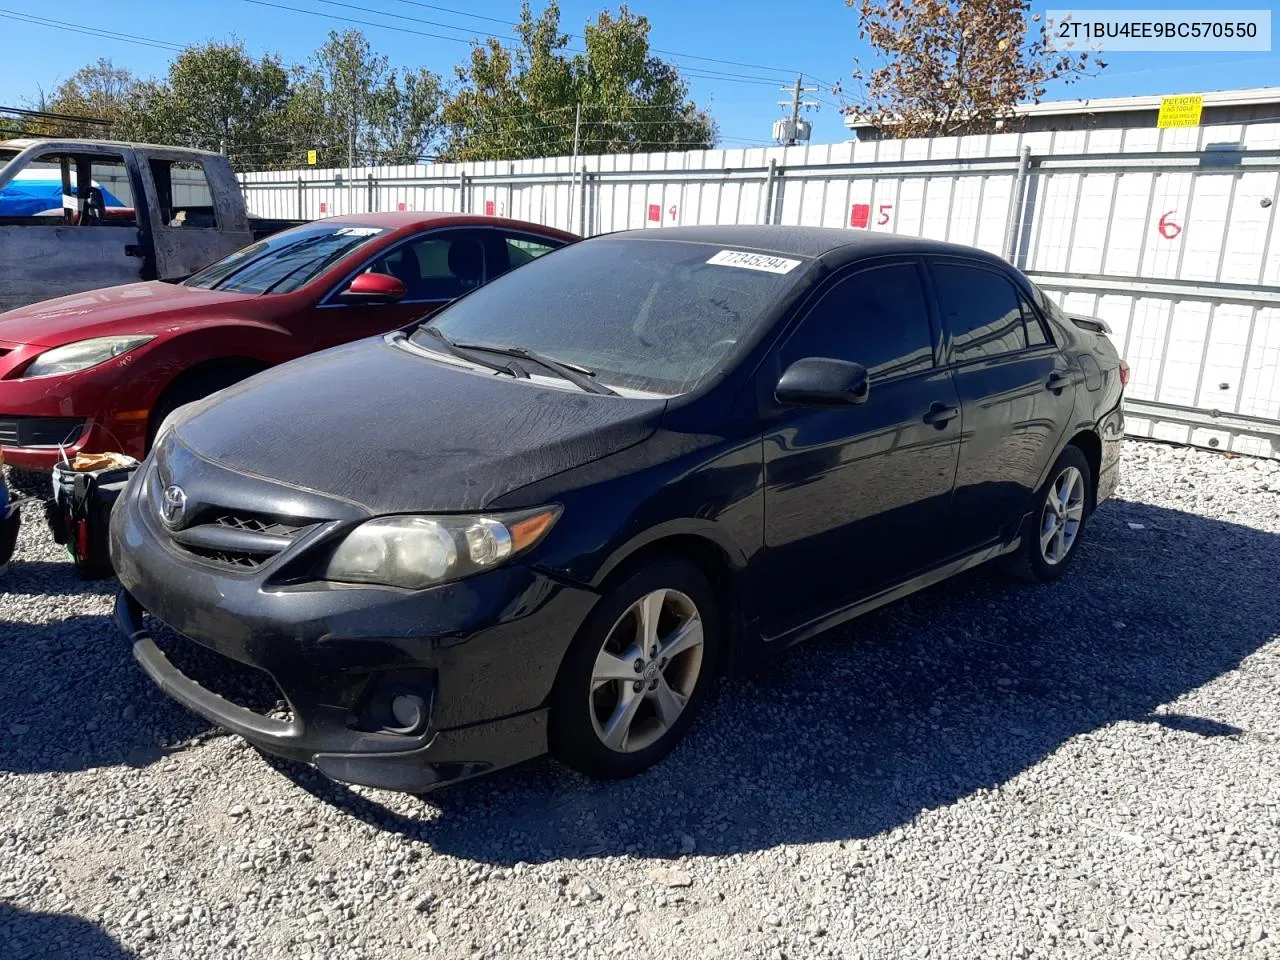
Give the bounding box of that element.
[706,250,801,274]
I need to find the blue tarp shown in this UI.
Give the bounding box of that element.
[0,178,125,217]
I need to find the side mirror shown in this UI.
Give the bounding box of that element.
[340,272,407,304]
[775,357,870,406]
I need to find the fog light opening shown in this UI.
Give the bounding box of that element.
[390,694,427,732]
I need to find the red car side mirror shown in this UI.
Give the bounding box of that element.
[340,272,407,304]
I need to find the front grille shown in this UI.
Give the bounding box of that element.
[213,513,303,539]
[184,545,276,570]
[0,416,85,447]
[169,507,314,571]
[148,617,293,722]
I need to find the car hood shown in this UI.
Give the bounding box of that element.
[168,337,666,514]
[0,281,260,348]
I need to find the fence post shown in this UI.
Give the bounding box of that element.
[296,177,304,220]
[367,174,375,213]
[1002,145,1032,263]
[578,163,589,235]
[758,158,777,225]
[458,173,468,213]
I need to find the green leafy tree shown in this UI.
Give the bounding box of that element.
[841,0,1102,138]
[44,59,138,135]
[442,1,716,161]
[118,42,306,168]
[303,30,445,166]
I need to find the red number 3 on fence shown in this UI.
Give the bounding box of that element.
[1158,211,1181,239]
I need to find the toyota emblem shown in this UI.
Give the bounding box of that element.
[160,485,188,528]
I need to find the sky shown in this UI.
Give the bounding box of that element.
[1,0,1278,148]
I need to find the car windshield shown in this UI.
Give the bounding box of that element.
[415,238,808,395]
[184,223,386,294]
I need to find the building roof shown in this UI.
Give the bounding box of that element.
[843,86,1280,131]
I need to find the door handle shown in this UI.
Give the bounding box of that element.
[1046,371,1072,392]
[922,402,960,427]
[124,244,144,258]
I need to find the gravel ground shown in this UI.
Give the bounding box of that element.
[2,439,1278,960]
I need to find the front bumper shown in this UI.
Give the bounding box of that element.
[110,461,599,792]
[0,344,152,470]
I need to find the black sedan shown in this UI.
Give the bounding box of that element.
[110,225,1126,793]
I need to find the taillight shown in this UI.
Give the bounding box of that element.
[1118,360,1130,387]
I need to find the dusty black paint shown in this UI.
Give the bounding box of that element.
[111,226,1127,793]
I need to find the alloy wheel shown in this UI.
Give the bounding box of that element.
[588,588,704,753]
[1039,465,1086,565]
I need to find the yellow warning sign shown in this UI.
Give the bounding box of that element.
[306,149,318,165]
[1157,95,1203,129]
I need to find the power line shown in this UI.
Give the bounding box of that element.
[389,0,809,79]
[240,0,788,87]
[0,105,115,127]
[0,9,184,51]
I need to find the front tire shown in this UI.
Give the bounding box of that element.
[1005,445,1093,582]
[549,558,721,780]
[146,363,263,451]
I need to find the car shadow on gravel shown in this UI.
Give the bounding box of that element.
[274,497,1280,864]
[0,612,216,775]
[0,903,136,959]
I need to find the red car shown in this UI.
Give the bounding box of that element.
[0,213,576,471]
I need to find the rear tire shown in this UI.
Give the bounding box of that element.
[549,558,721,780]
[1003,445,1093,583]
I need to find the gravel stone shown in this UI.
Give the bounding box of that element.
[3,439,1279,959]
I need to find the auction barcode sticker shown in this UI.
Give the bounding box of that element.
[706,250,802,274]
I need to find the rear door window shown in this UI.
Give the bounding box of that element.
[149,159,217,228]
[781,261,936,380]
[505,236,559,269]
[930,261,1030,363]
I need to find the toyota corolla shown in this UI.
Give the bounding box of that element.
[111,225,1126,793]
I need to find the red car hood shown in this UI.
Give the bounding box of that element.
[0,282,262,348]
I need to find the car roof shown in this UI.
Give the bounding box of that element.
[318,211,577,239]
[606,224,1013,271]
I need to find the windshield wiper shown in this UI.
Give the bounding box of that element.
[416,327,529,379]
[451,343,619,396]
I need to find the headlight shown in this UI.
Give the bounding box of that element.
[322,506,561,589]
[24,336,155,378]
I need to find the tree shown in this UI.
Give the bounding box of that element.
[118,42,306,168]
[442,1,716,162]
[18,60,138,137]
[841,0,1102,139]
[304,30,445,166]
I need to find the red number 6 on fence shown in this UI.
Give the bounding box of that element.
[1158,211,1181,240]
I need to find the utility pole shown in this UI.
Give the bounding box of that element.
[569,103,582,234]
[347,80,359,214]
[777,75,820,146]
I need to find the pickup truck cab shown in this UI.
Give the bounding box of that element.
[0,138,299,312]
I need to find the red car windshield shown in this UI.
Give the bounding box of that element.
[184,223,386,295]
